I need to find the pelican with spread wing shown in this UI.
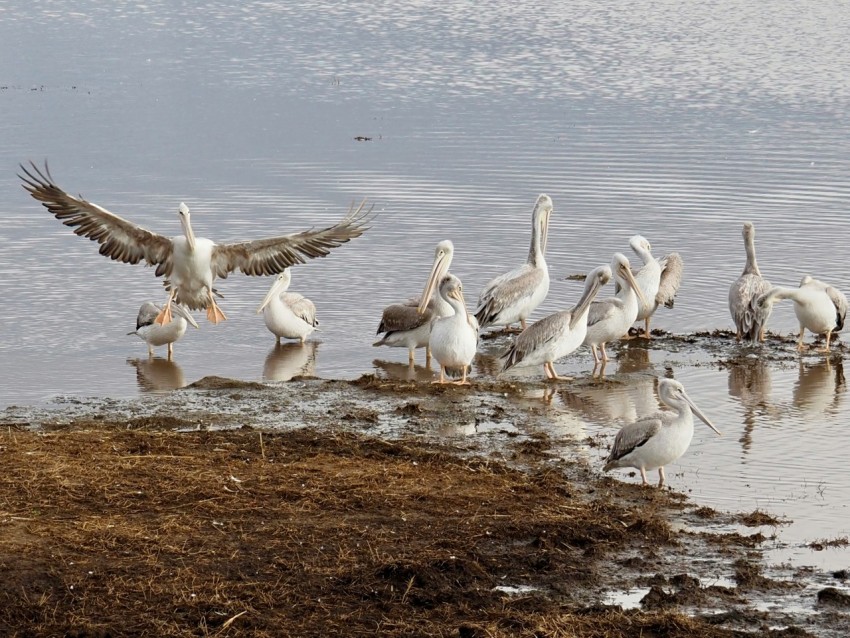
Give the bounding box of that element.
[625,235,683,338]
[19,161,372,325]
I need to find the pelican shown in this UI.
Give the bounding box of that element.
[373,240,454,364]
[502,265,612,380]
[421,274,478,385]
[19,161,371,326]
[624,235,683,338]
[583,253,648,364]
[128,301,199,359]
[256,269,319,345]
[757,275,847,353]
[729,221,772,342]
[603,378,721,487]
[474,194,552,332]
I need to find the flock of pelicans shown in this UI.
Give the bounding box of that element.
[18,162,848,487]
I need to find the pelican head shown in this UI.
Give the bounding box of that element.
[172,303,200,329]
[800,275,813,287]
[570,265,613,329]
[531,194,554,256]
[257,269,293,314]
[178,202,196,252]
[658,378,722,435]
[612,252,648,308]
[742,221,755,241]
[629,234,652,256]
[417,240,455,314]
[438,273,466,308]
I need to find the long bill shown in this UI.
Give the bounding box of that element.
[569,274,604,330]
[257,277,288,314]
[683,391,722,435]
[541,209,550,256]
[623,266,649,309]
[172,303,200,329]
[179,203,197,252]
[417,252,451,314]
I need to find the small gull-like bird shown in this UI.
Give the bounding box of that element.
[501,265,612,380]
[623,235,683,338]
[474,194,552,332]
[373,240,455,365]
[19,161,371,326]
[729,221,772,342]
[583,253,648,364]
[603,378,721,487]
[256,268,319,345]
[758,275,847,353]
[421,274,478,385]
[128,301,199,359]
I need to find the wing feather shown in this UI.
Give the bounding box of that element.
[283,293,318,327]
[135,302,161,331]
[474,265,544,326]
[19,161,174,271]
[376,299,432,335]
[585,297,621,328]
[502,310,568,370]
[604,416,663,468]
[656,252,684,308]
[210,200,373,279]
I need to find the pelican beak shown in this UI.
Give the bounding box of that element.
[257,277,287,314]
[418,252,449,314]
[172,304,200,329]
[541,209,551,255]
[450,287,467,307]
[569,275,603,330]
[623,266,648,309]
[683,391,721,435]
[179,203,196,252]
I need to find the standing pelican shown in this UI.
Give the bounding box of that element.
[19,162,371,326]
[256,269,319,345]
[603,378,721,487]
[373,240,454,364]
[757,275,847,353]
[128,301,199,359]
[625,235,683,338]
[502,265,612,380]
[729,222,772,342]
[421,274,478,384]
[583,253,648,364]
[474,195,552,332]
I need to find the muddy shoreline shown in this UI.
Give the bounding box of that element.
[1,341,848,636]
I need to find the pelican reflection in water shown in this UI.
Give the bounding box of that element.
[263,341,318,381]
[604,378,721,487]
[127,357,187,392]
[20,161,371,325]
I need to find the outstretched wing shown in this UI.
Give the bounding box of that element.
[657,252,684,309]
[19,161,174,272]
[825,286,848,331]
[210,200,373,278]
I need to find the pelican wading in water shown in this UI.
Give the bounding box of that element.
[373,240,454,365]
[474,194,552,332]
[758,275,847,353]
[625,235,683,338]
[583,253,648,364]
[19,161,372,325]
[128,301,199,359]
[729,221,772,342]
[421,274,478,385]
[256,269,319,345]
[603,378,721,487]
[502,265,612,381]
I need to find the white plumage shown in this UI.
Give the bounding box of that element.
[424,274,479,385]
[128,301,199,359]
[256,269,319,345]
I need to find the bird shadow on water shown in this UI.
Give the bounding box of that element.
[371,358,435,383]
[263,341,319,382]
[127,357,187,393]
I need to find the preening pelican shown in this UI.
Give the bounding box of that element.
[758,275,847,353]
[19,161,371,325]
[583,253,648,364]
[603,378,721,487]
[729,221,771,342]
[256,269,319,345]
[128,301,199,359]
[373,240,454,364]
[502,265,612,380]
[474,194,552,331]
[625,235,683,338]
[422,274,478,385]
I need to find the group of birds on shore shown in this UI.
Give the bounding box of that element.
[17,161,847,487]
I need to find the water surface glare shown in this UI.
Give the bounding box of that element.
[2,0,850,571]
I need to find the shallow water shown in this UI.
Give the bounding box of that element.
[2,1,850,571]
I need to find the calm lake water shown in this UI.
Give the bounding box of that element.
[1,1,849,570]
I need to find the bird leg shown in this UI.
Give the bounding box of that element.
[206,290,228,324]
[735,328,742,342]
[452,365,471,385]
[590,344,600,364]
[544,361,573,381]
[796,325,806,352]
[818,330,832,354]
[425,346,432,368]
[147,345,154,358]
[520,318,527,331]
[167,343,174,361]
[643,317,652,339]
[658,467,666,487]
[759,326,766,343]
[431,366,447,384]
[155,290,176,326]
[600,343,610,362]
[408,349,416,366]
[639,467,649,486]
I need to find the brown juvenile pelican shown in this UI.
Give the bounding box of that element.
[501,265,611,380]
[373,240,454,365]
[758,275,847,353]
[128,301,199,359]
[604,378,721,487]
[474,194,552,332]
[19,161,372,325]
[625,235,683,338]
[729,222,772,342]
[422,274,478,385]
[256,269,319,345]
